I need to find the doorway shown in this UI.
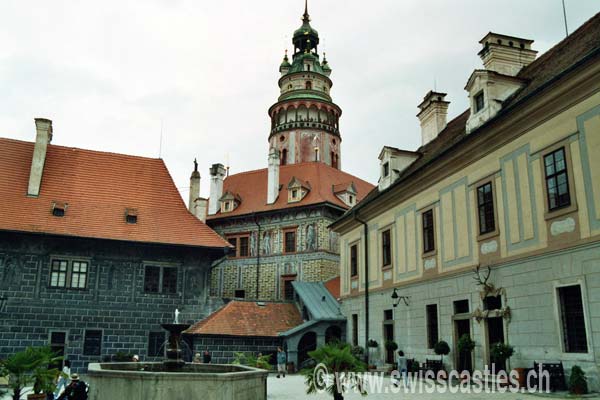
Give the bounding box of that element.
[383,309,394,364]
[486,317,506,372]
[297,332,317,369]
[454,319,473,372]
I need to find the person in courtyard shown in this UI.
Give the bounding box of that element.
[396,350,409,388]
[53,360,71,399]
[57,373,88,400]
[276,347,287,378]
[203,350,212,363]
[193,353,202,363]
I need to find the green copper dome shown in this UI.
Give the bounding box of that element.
[292,0,319,55]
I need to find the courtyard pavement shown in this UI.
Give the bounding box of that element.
[2,374,594,399]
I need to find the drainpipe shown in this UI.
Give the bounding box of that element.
[353,210,369,363]
[253,213,262,299]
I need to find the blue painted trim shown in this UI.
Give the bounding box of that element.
[499,144,539,252]
[439,177,473,269]
[577,104,600,232]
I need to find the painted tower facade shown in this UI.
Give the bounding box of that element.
[268,3,342,169]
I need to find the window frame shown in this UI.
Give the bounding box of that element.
[422,209,436,255]
[543,147,571,212]
[48,257,90,290]
[426,303,439,349]
[382,162,390,178]
[556,283,590,354]
[350,244,358,278]
[83,329,103,356]
[283,227,297,254]
[539,141,577,220]
[381,229,392,269]
[225,233,251,258]
[474,91,485,113]
[143,264,179,294]
[476,181,496,236]
[148,331,165,357]
[351,314,359,346]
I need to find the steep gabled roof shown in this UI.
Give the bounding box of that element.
[0,138,230,248]
[186,300,303,337]
[207,162,374,220]
[291,281,344,320]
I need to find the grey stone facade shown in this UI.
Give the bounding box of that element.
[341,243,600,391]
[0,231,226,372]
[191,335,282,365]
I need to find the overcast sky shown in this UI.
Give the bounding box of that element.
[1,1,598,200]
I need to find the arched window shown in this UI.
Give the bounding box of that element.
[305,81,312,90]
[281,149,288,166]
[331,152,338,169]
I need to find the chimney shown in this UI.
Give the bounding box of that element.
[267,147,280,204]
[193,198,208,223]
[27,118,53,196]
[208,163,226,215]
[478,33,537,76]
[189,159,200,212]
[417,91,449,146]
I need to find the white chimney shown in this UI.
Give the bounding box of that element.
[478,33,537,76]
[27,118,53,196]
[417,91,449,146]
[267,148,280,204]
[193,198,208,223]
[189,159,200,212]
[208,163,226,215]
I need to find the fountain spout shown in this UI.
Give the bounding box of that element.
[161,321,190,370]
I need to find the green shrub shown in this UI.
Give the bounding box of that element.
[367,339,378,348]
[384,341,398,352]
[231,352,272,370]
[457,334,475,354]
[490,342,514,364]
[569,365,588,395]
[350,346,365,359]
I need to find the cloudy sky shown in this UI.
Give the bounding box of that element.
[1,0,598,200]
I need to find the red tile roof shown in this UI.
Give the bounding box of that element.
[324,276,340,299]
[0,138,231,248]
[186,300,303,337]
[208,162,374,220]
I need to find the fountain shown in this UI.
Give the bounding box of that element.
[86,309,268,400]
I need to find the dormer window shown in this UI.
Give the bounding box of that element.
[223,201,232,212]
[219,191,241,213]
[348,195,355,205]
[287,177,310,203]
[52,201,67,217]
[333,182,357,208]
[291,189,299,200]
[382,162,390,177]
[125,208,138,224]
[474,91,485,113]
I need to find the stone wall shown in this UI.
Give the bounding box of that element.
[0,231,224,372]
[341,243,600,391]
[190,335,282,365]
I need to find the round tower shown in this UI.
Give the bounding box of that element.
[268,1,342,169]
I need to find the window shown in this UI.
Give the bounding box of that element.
[83,330,102,356]
[49,259,88,289]
[283,279,295,300]
[544,148,571,211]
[381,229,392,268]
[384,309,393,321]
[49,331,67,359]
[350,244,358,278]
[474,91,485,112]
[239,237,249,257]
[292,189,299,199]
[453,300,470,314]
[226,234,251,258]
[143,265,178,294]
[281,149,288,165]
[477,182,496,235]
[426,304,439,349]
[52,207,65,217]
[284,229,297,253]
[234,289,246,299]
[422,210,435,253]
[382,162,390,177]
[305,81,312,90]
[223,201,231,211]
[125,208,138,224]
[558,285,588,353]
[352,314,358,346]
[148,332,165,357]
[483,295,502,311]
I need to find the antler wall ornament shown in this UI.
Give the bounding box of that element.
[473,265,496,298]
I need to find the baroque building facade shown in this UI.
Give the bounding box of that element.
[0,120,230,372]
[188,5,374,302]
[332,14,600,389]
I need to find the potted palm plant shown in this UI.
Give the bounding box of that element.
[303,342,367,400]
[0,346,61,400]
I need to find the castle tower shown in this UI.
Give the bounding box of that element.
[268,1,342,169]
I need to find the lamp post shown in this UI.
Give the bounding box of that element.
[391,288,410,307]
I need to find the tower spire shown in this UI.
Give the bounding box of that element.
[303,0,310,23]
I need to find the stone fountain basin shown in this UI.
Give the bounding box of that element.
[87,362,268,400]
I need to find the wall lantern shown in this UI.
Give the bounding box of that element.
[391,288,410,307]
